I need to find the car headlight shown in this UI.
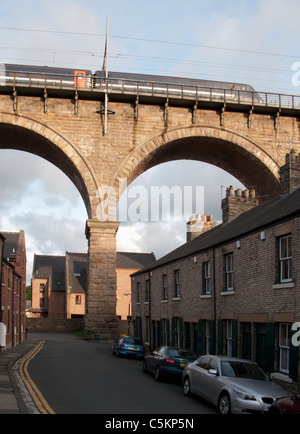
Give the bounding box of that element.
[234,389,256,401]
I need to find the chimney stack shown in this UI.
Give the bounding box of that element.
[186,214,215,242]
[279,150,300,195]
[222,187,259,224]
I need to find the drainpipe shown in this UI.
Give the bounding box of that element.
[149,271,152,351]
[12,269,15,348]
[213,247,217,354]
[0,236,4,325]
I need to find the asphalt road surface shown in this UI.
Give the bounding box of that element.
[26,333,217,415]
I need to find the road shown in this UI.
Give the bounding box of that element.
[26,333,217,415]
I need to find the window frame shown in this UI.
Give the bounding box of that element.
[225,253,234,291]
[203,261,211,295]
[162,274,168,300]
[174,270,180,298]
[136,282,141,303]
[278,234,292,283]
[279,323,290,374]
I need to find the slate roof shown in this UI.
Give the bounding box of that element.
[132,186,300,276]
[116,252,156,269]
[33,254,66,292]
[67,252,88,294]
[1,232,20,261]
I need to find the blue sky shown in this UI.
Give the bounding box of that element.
[0,0,299,282]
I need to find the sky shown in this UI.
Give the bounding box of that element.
[0,0,299,283]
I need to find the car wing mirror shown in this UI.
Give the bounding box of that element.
[208,369,218,376]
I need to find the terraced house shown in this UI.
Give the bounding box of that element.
[0,231,27,350]
[132,152,300,388]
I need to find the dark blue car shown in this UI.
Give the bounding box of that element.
[143,346,197,381]
[113,336,145,359]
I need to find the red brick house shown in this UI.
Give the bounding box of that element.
[0,231,27,350]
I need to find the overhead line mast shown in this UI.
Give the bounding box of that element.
[103,17,109,135]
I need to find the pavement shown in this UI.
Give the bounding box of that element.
[0,337,40,414]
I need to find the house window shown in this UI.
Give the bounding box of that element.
[203,262,210,295]
[174,270,180,298]
[205,320,211,354]
[226,320,233,356]
[279,323,290,374]
[8,268,11,289]
[75,295,82,305]
[145,279,150,302]
[279,235,292,283]
[225,253,233,291]
[146,316,150,343]
[174,317,182,347]
[162,275,168,300]
[136,282,141,303]
[162,319,169,345]
[39,284,45,293]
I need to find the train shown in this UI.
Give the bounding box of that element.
[0,63,260,103]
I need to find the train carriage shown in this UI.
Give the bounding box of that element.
[0,63,261,104]
[94,70,261,103]
[0,64,93,88]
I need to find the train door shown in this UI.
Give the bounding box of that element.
[74,70,86,88]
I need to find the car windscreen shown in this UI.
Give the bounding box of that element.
[167,349,196,359]
[221,361,270,380]
[123,337,143,345]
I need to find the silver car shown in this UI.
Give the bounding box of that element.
[183,355,291,414]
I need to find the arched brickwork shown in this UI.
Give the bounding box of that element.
[0,112,100,219]
[111,125,280,202]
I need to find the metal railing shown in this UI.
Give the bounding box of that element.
[1,70,300,110]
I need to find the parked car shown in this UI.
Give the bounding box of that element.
[183,355,291,414]
[143,346,197,381]
[269,395,300,414]
[112,336,145,359]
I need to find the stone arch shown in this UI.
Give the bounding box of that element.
[111,125,280,202]
[0,112,100,219]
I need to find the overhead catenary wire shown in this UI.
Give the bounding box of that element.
[0,25,298,95]
[0,25,299,60]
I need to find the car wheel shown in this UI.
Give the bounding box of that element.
[218,392,231,415]
[183,376,191,396]
[154,366,162,381]
[142,360,148,373]
[268,403,283,414]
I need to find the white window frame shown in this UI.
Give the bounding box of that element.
[279,323,290,374]
[225,253,234,291]
[279,235,292,283]
[203,262,210,295]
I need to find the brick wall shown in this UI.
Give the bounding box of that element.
[26,318,84,333]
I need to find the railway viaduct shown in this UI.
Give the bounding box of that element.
[0,82,300,339]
